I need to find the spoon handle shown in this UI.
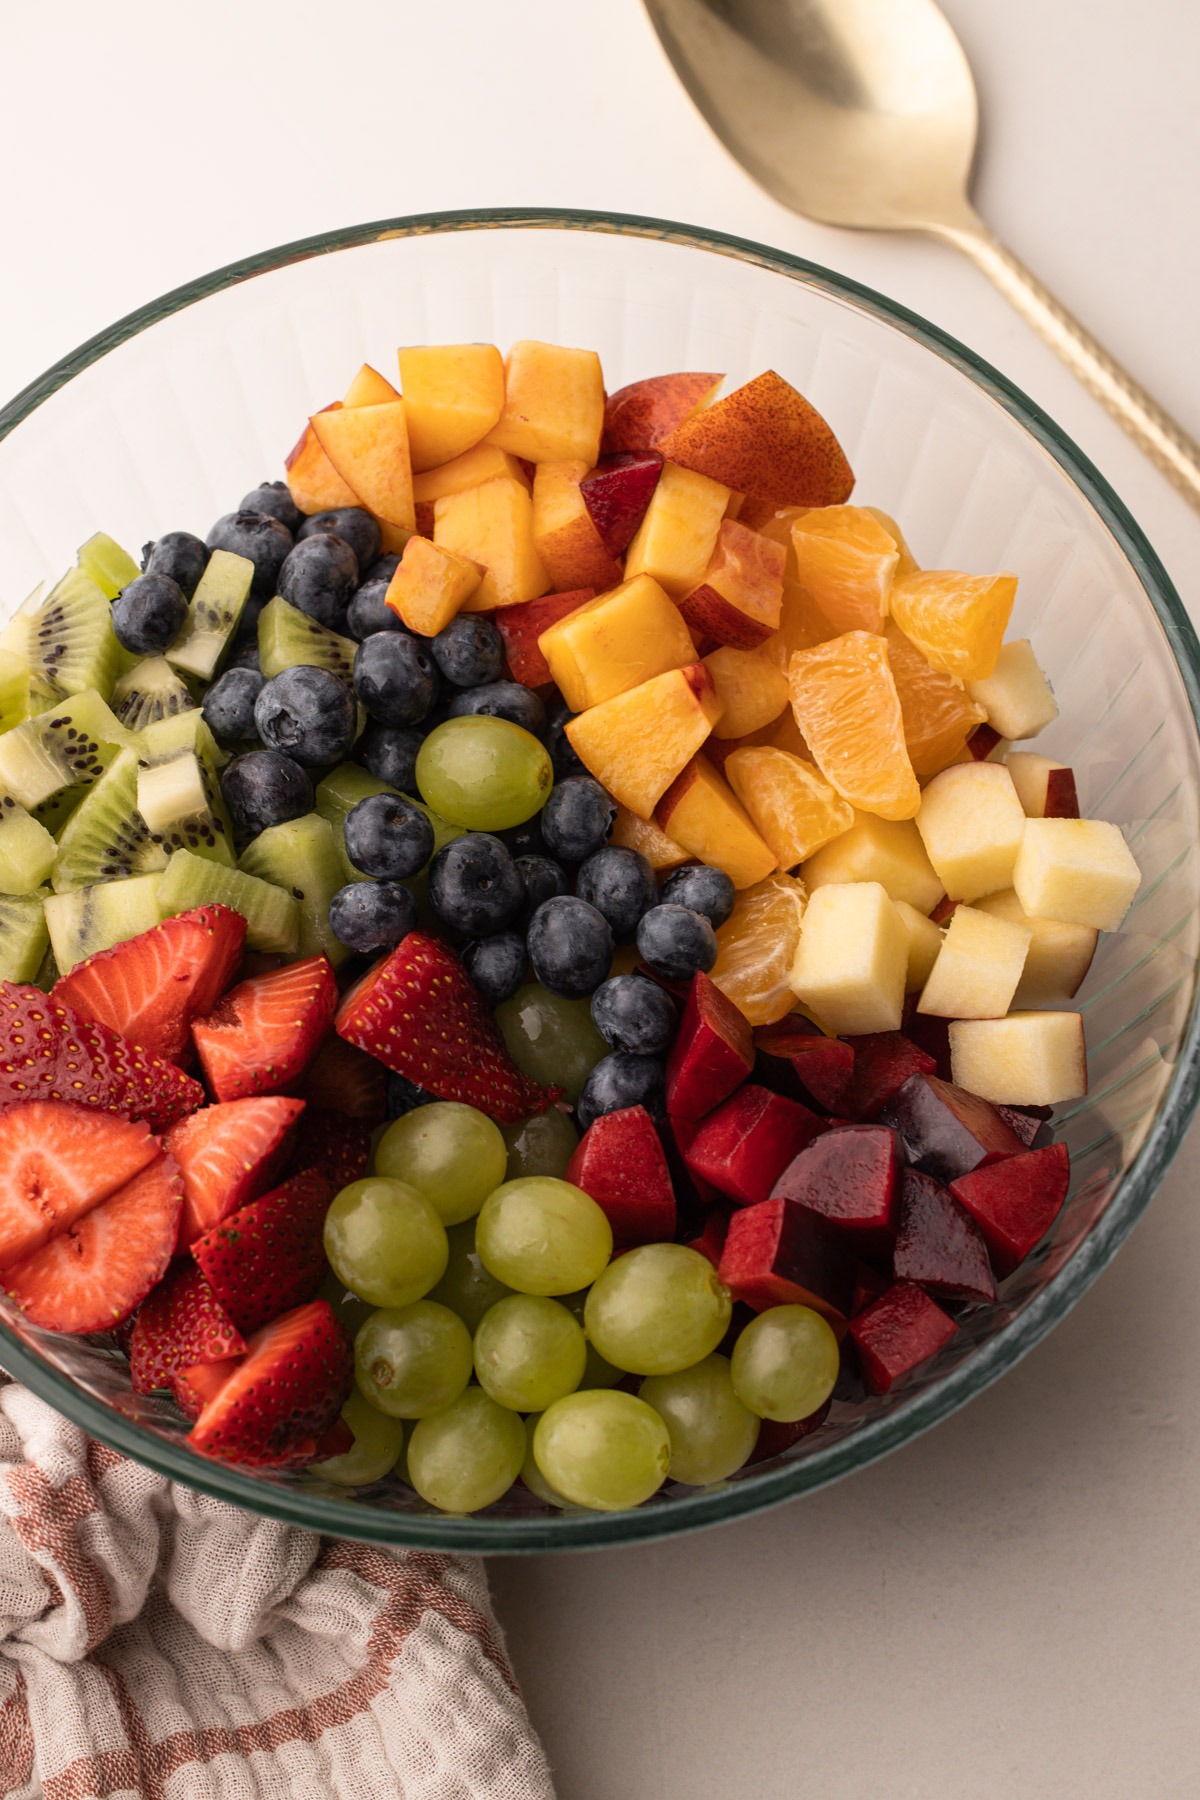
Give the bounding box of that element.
[936,217,1200,510]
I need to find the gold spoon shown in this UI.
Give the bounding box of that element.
[645,0,1200,508]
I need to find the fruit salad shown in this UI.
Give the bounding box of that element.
[0,340,1142,1514]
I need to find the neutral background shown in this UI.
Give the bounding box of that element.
[5,3,1200,1795]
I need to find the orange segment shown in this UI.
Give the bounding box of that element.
[710,872,808,1026]
[889,569,1016,681]
[789,505,899,634]
[885,623,986,778]
[755,506,839,656]
[724,746,854,868]
[788,631,920,821]
[865,508,919,577]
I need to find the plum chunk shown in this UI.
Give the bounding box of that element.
[996,1103,1053,1149]
[770,1124,901,1258]
[753,1017,855,1115]
[747,1399,832,1465]
[665,970,754,1120]
[718,1197,854,1324]
[684,1084,827,1207]
[949,1140,1070,1278]
[880,1072,1024,1184]
[848,1280,956,1394]
[580,452,663,557]
[892,1168,996,1303]
[851,1262,891,1315]
[845,1031,936,1119]
[684,1206,730,1269]
[565,1105,676,1248]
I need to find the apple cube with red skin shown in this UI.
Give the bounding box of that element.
[601,372,724,455]
[682,1083,828,1208]
[665,971,754,1121]
[949,1141,1070,1278]
[892,1168,996,1303]
[753,1017,855,1116]
[880,1072,1024,1184]
[770,1124,901,1259]
[1006,752,1080,820]
[564,1105,676,1248]
[496,588,595,686]
[845,1031,937,1119]
[746,1399,832,1465]
[848,1281,957,1394]
[580,452,663,556]
[718,1197,854,1325]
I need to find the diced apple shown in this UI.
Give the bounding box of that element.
[802,813,944,914]
[412,444,532,503]
[487,340,604,464]
[916,904,1030,1020]
[665,969,754,1119]
[610,804,692,872]
[948,1012,1087,1106]
[656,755,778,890]
[1005,751,1079,819]
[724,746,854,868]
[284,403,359,514]
[894,900,944,992]
[384,536,482,636]
[565,662,723,819]
[397,344,505,472]
[676,519,786,650]
[789,505,899,634]
[538,573,696,711]
[580,452,663,556]
[789,881,908,1036]
[915,762,1026,901]
[656,370,854,508]
[531,460,625,592]
[433,477,550,610]
[310,400,416,530]
[972,888,1097,1006]
[343,364,399,406]
[602,372,724,454]
[965,639,1058,740]
[1012,817,1140,932]
[495,588,595,686]
[623,461,731,598]
[705,643,790,738]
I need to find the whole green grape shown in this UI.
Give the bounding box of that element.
[309,1389,406,1487]
[473,1294,587,1413]
[520,1414,569,1508]
[495,984,608,1104]
[406,1387,526,1514]
[640,1353,759,1486]
[375,1102,508,1227]
[730,1304,840,1422]
[533,1390,670,1511]
[475,1177,612,1296]
[560,1288,622,1389]
[427,1219,513,1332]
[323,1177,448,1308]
[354,1302,474,1418]
[584,1243,732,1376]
[416,715,552,831]
[502,1108,579,1180]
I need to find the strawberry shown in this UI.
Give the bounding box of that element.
[0,1100,160,1269]
[171,1356,242,1420]
[165,1095,304,1246]
[52,905,247,1063]
[3,1153,183,1334]
[191,1167,332,1335]
[288,1108,371,1190]
[191,956,338,1102]
[0,982,204,1131]
[292,1033,388,1122]
[129,1261,247,1393]
[335,931,559,1125]
[189,1299,353,1467]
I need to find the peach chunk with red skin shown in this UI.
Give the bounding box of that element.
[531,461,625,592]
[285,403,360,515]
[677,519,786,651]
[601,372,724,454]
[657,370,855,509]
[565,662,723,819]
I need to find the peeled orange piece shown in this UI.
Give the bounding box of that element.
[889,569,1016,681]
[724,746,854,868]
[865,507,919,577]
[789,506,899,634]
[788,631,920,821]
[709,871,808,1026]
[885,622,986,778]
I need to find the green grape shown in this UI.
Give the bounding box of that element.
[473,1294,586,1412]
[406,1386,526,1513]
[323,1177,448,1308]
[309,1389,406,1487]
[533,1390,670,1511]
[354,1302,474,1418]
[502,1107,579,1180]
[495,984,608,1104]
[560,1289,622,1389]
[475,1177,612,1296]
[639,1354,759,1486]
[427,1220,513,1332]
[520,1414,569,1508]
[318,1270,375,1341]
[375,1102,508,1227]
[416,715,552,831]
[584,1243,732,1376]
[730,1304,840,1422]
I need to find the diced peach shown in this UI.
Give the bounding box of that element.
[537,574,697,711]
[397,344,506,472]
[487,340,604,464]
[724,746,854,868]
[611,805,693,872]
[310,400,415,530]
[602,372,724,454]
[376,521,414,556]
[414,502,435,538]
[284,403,360,514]
[705,642,790,738]
[343,364,399,406]
[565,663,723,819]
[788,506,899,634]
[531,461,625,592]
[433,477,550,611]
[623,461,731,597]
[677,519,786,650]
[580,453,663,557]
[657,371,854,508]
[496,588,595,687]
[385,536,482,636]
[656,755,778,890]
[412,444,532,503]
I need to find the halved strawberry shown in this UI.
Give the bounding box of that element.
[0,982,204,1131]
[171,1356,242,1420]
[129,1261,247,1393]
[191,956,338,1102]
[293,1033,388,1122]
[3,1152,183,1334]
[165,1096,304,1246]
[288,1108,371,1190]
[335,932,558,1125]
[191,1167,332,1335]
[189,1299,353,1467]
[52,905,247,1063]
[0,1101,160,1269]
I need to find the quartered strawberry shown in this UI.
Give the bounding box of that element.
[335,931,558,1125]
[288,1108,371,1190]
[292,1033,388,1122]
[171,1356,242,1421]
[0,982,204,1131]
[3,1152,183,1334]
[189,1299,353,1468]
[191,956,338,1102]
[0,1100,160,1269]
[165,1095,304,1247]
[52,905,247,1063]
[191,1167,332,1335]
[129,1261,247,1393]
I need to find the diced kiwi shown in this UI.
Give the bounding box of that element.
[0,798,57,894]
[0,892,50,982]
[158,847,299,954]
[238,811,349,966]
[76,532,141,601]
[0,690,135,815]
[52,747,164,891]
[139,708,228,768]
[167,549,253,680]
[0,647,29,735]
[27,567,120,702]
[44,871,163,973]
[111,655,196,732]
[0,583,45,663]
[136,747,235,866]
[258,596,357,683]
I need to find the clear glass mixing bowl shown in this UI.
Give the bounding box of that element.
[1,211,1197,1552]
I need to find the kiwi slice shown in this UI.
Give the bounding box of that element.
[52,748,164,891]
[0,798,57,895]
[136,748,235,867]
[0,690,134,815]
[167,549,253,681]
[158,847,299,955]
[0,892,50,982]
[139,708,228,768]
[44,871,163,974]
[239,811,349,966]
[111,655,196,732]
[0,646,29,734]
[27,567,120,702]
[76,532,140,601]
[258,596,357,683]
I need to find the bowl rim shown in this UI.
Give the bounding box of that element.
[2,206,1199,1553]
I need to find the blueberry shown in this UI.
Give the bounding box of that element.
[298,507,381,570]
[366,554,402,586]
[328,880,417,954]
[515,853,569,923]
[499,818,548,860]
[661,864,736,929]
[110,573,188,654]
[463,931,529,1005]
[141,530,208,598]
[590,975,677,1055]
[636,903,718,981]
[428,833,524,935]
[346,578,404,640]
[386,1072,437,1118]
[448,680,545,736]
[254,665,358,767]
[202,666,264,742]
[240,481,302,535]
[545,697,586,780]
[343,791,435,880]
[527,895,614,1000]
[359,722,424,793]
[431,614,505,688]
[353,632,439,726]
[206,510,293,597]
[576,1052,666,1132]
[227,630,261,671]
[540,776,615,863]
[575,846,657,941]
[277,533,359,630]
[220,750,313,840]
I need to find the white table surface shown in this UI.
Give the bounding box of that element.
[6,3,1200,1794]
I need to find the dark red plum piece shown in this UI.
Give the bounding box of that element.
[684,1206,730,1269]
[565,1105,676,1248]
[718,1198,855,1326]
[684,1084,827,1207]
[662,1114,722,1209]
[900,1009,954,1081]
[747,1398,832,1465]
[949,1141,1070,1278]
[851,1262,891,1315]
[771,1124,901,1258]
[880,1073,1024,1184]
[848,1280,957,1394]
[754,1017,855,1115]
[665,971,754,1120]
[997,1103,1053,1149]
[580,452,663,557]
[845,1031,936,1119]
[892,1168,996,1303]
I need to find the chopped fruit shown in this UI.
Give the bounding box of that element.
[289,1108,371,1190]
[705,643,790,739]
[864,508,919,577]
[412,444,531,503]
[880,1072,1025,1183]
[580,453,663,557]
[538,574,697,711]
[487,340,605,466]
[717,1198,854,1324]
[171,1357,241,1420]
[434,477,550,610]
[894,901,944,993]
[677,520,786,650]
[771,1124,901,1257]
[709,872,807,1027]
[788,631,920,821]
[335,931,558,1125]
[917,905,1031,1020]
[397,344,506,471]
[889,569,1016,681]
[285,404,360,514]
[884,622,986,777]
[972,889,1097,1006]
[157,852,300,958]
[565,662,723,820]
[657,756,778,890]
[725,746,854,868]
[747,1401,832,1464]
[191,955,338,1101]
[949,1142,1071,1278]
[495,588,595,686]
[684,1085,827,1208]
[892,1168,996,1303]
[754,1018,855,1115]
[665,970,754,1121]
[657,371,854,509]
[129,1261,247,1393]
[44,874,166,975]
[292,1033,388,1122]
[0,1102,159,1269]
[623,462,731,598]
[189,1298,353,1468]
[915,762,1027,902]
[848,1281,956,1394]
[802,811,943,913]
[53,904,247,1063]
[788,505,898,634]
[384,535,482,635]
[846,1031,937,1120]
[685,1207,730,1270]
[1005,752,1080,820]
[564,1106,677,1247]
[192,1167,332,1334]
[948,1012,1087,1107]
[532,461,625,592]
[1012,818,1141,932]
[960,723,1006,763]
[342,364,399,407]
[309,400,416,531]
[165,1095,304,1246]
[602,372,723,455]
[610,805,692,872]
[965,639,1058,741]
[789,881,907,1036]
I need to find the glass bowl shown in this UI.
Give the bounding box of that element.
[1,210,1198,1553]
